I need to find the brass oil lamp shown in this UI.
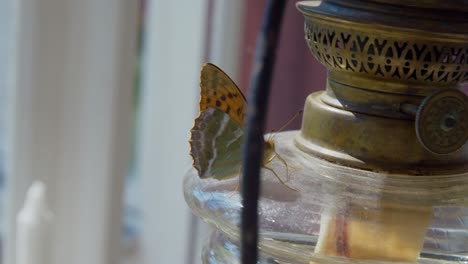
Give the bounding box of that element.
[297,0,467,172]
[184,1,468,263]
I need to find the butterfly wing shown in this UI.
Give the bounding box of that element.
[190,63,248,180]
[199,63,246,126]
[190,108,244,180]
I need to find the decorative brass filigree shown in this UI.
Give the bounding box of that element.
[305,21,468,86]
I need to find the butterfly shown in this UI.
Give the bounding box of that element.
[189,63,289,184]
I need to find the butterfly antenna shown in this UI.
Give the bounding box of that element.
[269,110,303,141]
[278,110,303,133]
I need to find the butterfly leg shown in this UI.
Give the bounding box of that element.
[273,150,290,182]
[227,175,241,199]
[262,166,297,191]
[233,174,240,193]
[275,150,301,175]
[231,166,242,194]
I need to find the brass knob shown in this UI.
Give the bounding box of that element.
[400,89,468,154]
[402,89,468,155]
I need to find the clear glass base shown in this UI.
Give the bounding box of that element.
[184,131,468,263]
[203,229,468,264]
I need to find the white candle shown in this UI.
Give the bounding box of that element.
[16,181,53,264]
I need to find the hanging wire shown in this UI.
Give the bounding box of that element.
[241,0,287,263]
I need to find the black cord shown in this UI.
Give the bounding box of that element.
[240,1,287,263]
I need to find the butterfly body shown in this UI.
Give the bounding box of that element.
[189,63,276,180]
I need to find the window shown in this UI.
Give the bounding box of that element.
[0,0,15,260]
[1,1,327,264]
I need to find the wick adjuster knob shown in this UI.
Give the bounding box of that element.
[401,89,468,155]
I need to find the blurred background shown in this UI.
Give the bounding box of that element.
[0,0,324,264]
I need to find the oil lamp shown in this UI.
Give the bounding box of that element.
[184,1,468,263]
